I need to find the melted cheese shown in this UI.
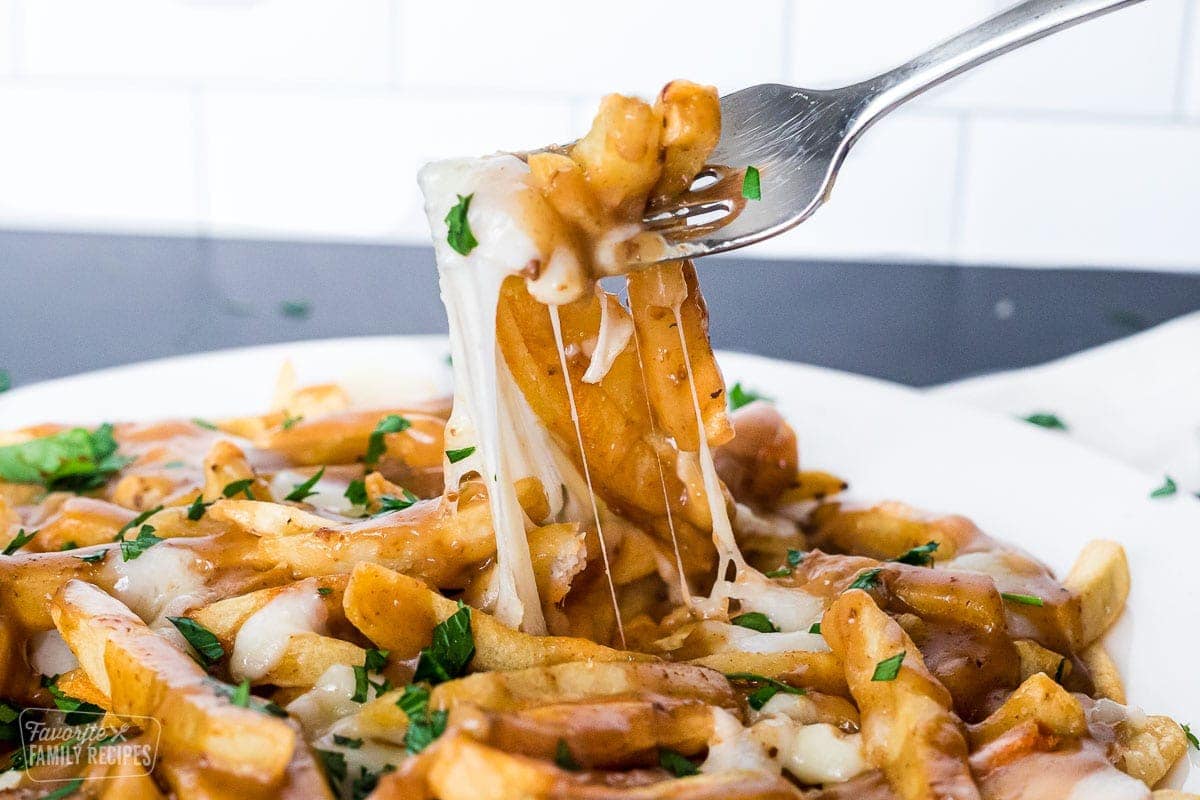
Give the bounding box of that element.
[582,292,634,384]
[29,630,79,677]
[103,542,208,626]
[421,156,564,634]
[231,579,328,681]
[702,705,866,785]
[286,664,362,735]
[1063,769,1150,800]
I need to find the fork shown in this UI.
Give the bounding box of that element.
[639,0,1147,266]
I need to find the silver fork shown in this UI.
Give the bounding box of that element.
[640,0,1146,266]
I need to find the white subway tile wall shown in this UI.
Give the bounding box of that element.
[0,0,1196,271]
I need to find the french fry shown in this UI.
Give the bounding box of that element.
[823,590,980,800]
[569,94,663,218]
[50,580,298,787]
[651,81,721,202]
[1113,713,1188,788]
[201,440,272,504]
[967,673,1086,747]
[1064,540,1131,648]
[343,563,650,669]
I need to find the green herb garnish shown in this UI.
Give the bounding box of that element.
[281,415,304,430]
[555,738,581,771]
[729,611,779,633]
[2,528,36,556]
[192,418,218,431]
[1022,413,1067,431]
[120,525,163,561]
[1150,476,1177,499]
[317,748,347,790]
[659,748,699,777]
[396,684,447,754]
[445,446,475,464]
[871,652,905,681]
[333,734,363,749]
[317,587,333,597]
[115,505,163,541]
[366,415,411,468]
[167,616,225,666]
[222,479,255,500]
[848,567,882,591]
[44,675,105,725]
[0,424,132,492]
[445,194,479,255]
[74,550,107,564]
[285,466,325,503]
[728,382,769,411]
[725,672,805,710]
[892,541,939,567]
[413,602,475,684]
[43,778,84,800]
[1184,723,1198,750]
[376,489,419,514]
[741,166,761,200]
[344,479,368,507]
[187,494,214,521]
[1000,592,1045,607]
[809,622,821,634]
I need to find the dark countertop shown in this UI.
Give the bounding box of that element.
[2,229,1198,391]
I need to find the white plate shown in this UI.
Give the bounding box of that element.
[3,336,1199,789]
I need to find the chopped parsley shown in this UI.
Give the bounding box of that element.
[333,734,363,749]
[765,549,804,578]
[413,601,475,684]
[729,612,779,633]
[2,528,36,556]
[445,193,479,255]
[280,300,311,319]
[1183,723,1198,750]
[44,676,104,724]
[120,525,163,561]
[281,414,304,430]
[847,567,882,591]
[364,648,389,673]
[808,622,821,634]
[187,494,214,521]
[445,446,475,464]
[725,672,805,710]
[351,667,371,703]
[74,550,107,564]
[376,489,419,514]
[115,505,163,541]
[0,424,132,492]
[351,766,394,799]
[396,684,447,754]
[317,587,333,597]
[871,652,905,681]
[285,466,325,503]
[205,677,286,718]
[741,166,761,200]
[59,541,77,551]
[555,738,581,771]
[192,418,218,431]
[366,415,411,468]
[1022,413,1067,431]
[222,479,256,500]
[352,649,391,702]
[892,541,939,567]
[1150,476,1177,499]
[344,479,368,507]
[728,382,769,411]
[231,678,251,707]
[317,748,347,790]
[1000,592,1045,607]
[659,748,699,777]
[167,616,225,666]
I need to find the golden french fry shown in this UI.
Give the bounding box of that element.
[651,80,721,202]
[266,632,366,688]
[713,405,800,509]
[809,502,979,563]
[1064,540,1130,648]
[1013,639,1072,684]
[685,651,849,698]
[1081,642,1126,703]
[569,93,663,217]
[967,673,1086,747]
[343,563,650,669]
[50,580,298,786]
[202,440,271,503]
[1113,713,1188,788]
[823,589,980,800]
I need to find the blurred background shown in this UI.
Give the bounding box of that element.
[1,0,1199,389]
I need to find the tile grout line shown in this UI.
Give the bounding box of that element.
[946,112,973,259]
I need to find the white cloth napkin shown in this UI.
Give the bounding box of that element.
[930,310,1200,496]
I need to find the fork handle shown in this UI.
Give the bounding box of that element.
[860,0,1147,127]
